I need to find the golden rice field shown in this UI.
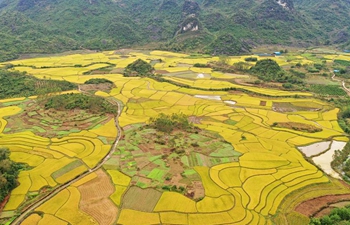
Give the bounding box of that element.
[0,50,349,225]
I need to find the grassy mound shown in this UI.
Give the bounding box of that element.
[44,93,117,115]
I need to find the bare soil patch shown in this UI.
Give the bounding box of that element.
[79,83,114,93]
[188,116,202,124]
[155,70,169,74]
[273,122,322,133]
[78,169,118,225]
[0,195,10,214]
[272,102,322,112]
[260,101,267,106]
[295,194,350,218]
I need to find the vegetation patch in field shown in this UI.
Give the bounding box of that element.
[111,114,240,199]
[123,59,154,77]
[78,170,118,225]
[310,85,347,96]
[3,99,113,138]
[272,102,323,112]
[80,78,115,93]
[45,93,117,115]
[122,187,162,212]
[250,59,302,84]
[273,122,323,133]
[51,160,83,180]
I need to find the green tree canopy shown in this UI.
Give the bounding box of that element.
[123,59,154,77]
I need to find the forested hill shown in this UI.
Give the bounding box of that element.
[0,0,349,61]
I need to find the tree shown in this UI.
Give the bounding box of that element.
[0,148,23,202]
[123,59,154,77]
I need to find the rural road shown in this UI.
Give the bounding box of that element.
[11,97,123,225]
[331,73,350,94]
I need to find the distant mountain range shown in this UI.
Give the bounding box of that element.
[0,0,349,61]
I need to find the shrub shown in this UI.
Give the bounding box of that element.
[244,57,258,62]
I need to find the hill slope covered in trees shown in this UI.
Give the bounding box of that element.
[0,0,349,61]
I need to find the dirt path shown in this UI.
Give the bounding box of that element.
[332,73,350,95]
[11,97,123,225]
[330,57,350,95]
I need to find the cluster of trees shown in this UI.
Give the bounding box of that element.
[249,59,303,85]
[44,93,117,115]
[0,69,77,99]
[338,107,350,134]
[149,113,193,133]
[193,63,210,68]
[0,148,23,203]
[244,57,258,62]
[84,78,113,85]
[123,59,154,77]
[310,205,350,225]
[332,141,350,178]
[334,59,350,78]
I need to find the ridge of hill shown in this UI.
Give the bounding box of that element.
[0,0,349,62]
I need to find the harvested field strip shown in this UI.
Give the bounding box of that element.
[52,160,83,180]
[55,187,97,225]
[78,170,118,225]
[123,187,162,212]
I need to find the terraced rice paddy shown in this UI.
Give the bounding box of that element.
[0,50,349,225]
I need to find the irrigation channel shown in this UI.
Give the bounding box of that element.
[11,97,123,225]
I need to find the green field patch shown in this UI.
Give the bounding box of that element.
[32,126,46,133]
[0,211,15,219]
[147,168,167,181]
[122,187,162,212]
[51,160,83,180]
[224,119,238,126]
[27,111,38,117]
[2,98,112,138]
[310,85,347,96]
[3,128,11,132]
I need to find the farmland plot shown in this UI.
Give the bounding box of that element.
[0,50,349,225]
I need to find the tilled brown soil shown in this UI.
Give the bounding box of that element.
[295,194,350,218]
[78,169,118,225]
